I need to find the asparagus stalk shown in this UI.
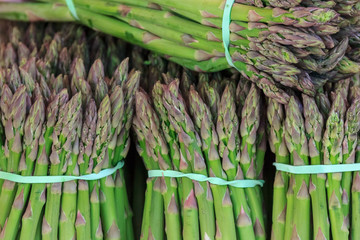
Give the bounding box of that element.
[163,79,216,240]
[323,93,348,240]
[0,85,27,229]
[108,0,339,26]
[19,89,69,240]
[0,97,45,240]
[59,115,82,240]
[302,94,329,240]
[267,98,288,240]
[76,99,97,240]
[42,92,82,240]
[188,86,237,240]
[352,132,360,239]
[341,98,360,232]
[284,96,310,240]
[239,84,266,239]
[151,80,196,236]
[217,84,256,240]
[134,89,182,240]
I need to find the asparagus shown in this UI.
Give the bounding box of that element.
[267,98,288,240]
[302,94,329,240]
[188,86,237,240]
[0,85,27,229]
[0,97,45,240]
[134,90,182,240]
[59,115,82,240]
[0,1,350,103]
[76,99,97,240]
[20,89,69,240]
[341,98,360,233]
[240,85,266,239]
[162,79,216,240]
[217,84,256,240]
[352,129,360,239]
[284,96,310,240]
[42,93,82,240]
[322,93,348,239]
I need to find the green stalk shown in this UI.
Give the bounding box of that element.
[302,94,329,240]
[75,180,91,240]
[352,139,360,240]
[134,90,181,240]
[188,86,237,240]
[0,86,27,230]
[59,135,81,240]
[323,93,348,240]
[283,176,294,240]
[19,90,69,240]
[0,97,45,240]
[217,84,256,240]
[341,99,360,232]
[240,85,265,240]
[114,170,127,240]
[42,93,82,240]
[267,98,288,240]
[76,99,97,240]
[284,97,310,240]
[163,80,216,240]
[152,81,199,240]
[90,181,103,240]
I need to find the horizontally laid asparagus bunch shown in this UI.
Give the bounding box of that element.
[133,68,267,240]
[0,22,139,240]
[269,76,360,240]
[0,0,359,103]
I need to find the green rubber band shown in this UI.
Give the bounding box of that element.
[274,162,360,174]
[222,0,241,72]
[65,0,79,20]
[0,161,124,183]
[148,170,264,188]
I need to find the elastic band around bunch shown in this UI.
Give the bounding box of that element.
[274,162,360,174]
[65,0,79,20]
[222,0,241,72]
[148,170,264,188]
[0,161,124,184]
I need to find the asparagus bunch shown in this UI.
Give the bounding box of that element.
[0,0,358,103]
[269,77,360,240]
[0,22,139,240]
[133,64,267,239]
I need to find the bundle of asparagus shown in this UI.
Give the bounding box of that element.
[0,0,359,103]
[133,69,267,240]
[269,76,360,240]
[0,22,139,239]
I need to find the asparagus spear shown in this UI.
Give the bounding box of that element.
[341,98,360,233]
[284,96,310,240]
[267,98,288,240]
[91,95,121,239]
[302,94,329,240]
[188,86,237,240]
[217,84,256,240]
[19,89,69,240]
[151,81,198,239]
[0,85,28,230]
[352,129,360,239]
[163,79,216,240]
[239,84,266,240]
[134,89,182,240]
[0,96,45,240]
[42,92,82,240]
[323,93,348,240]
[59,115,82,240]
[76,99,97,240]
